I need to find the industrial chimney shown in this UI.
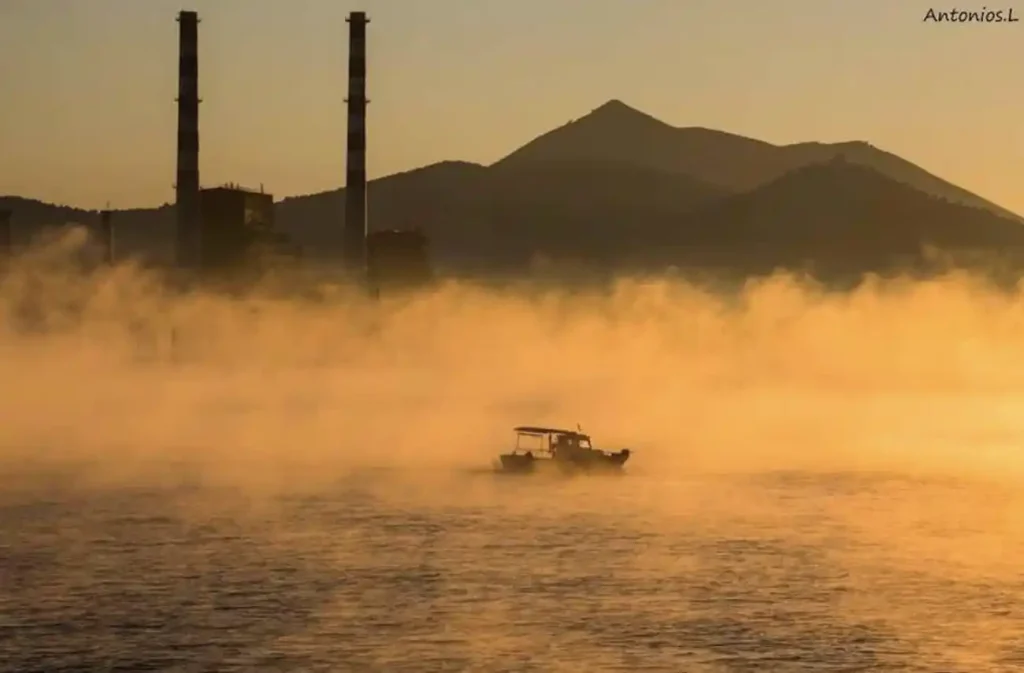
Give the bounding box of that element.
[99,210,115,265]
[175,10,201,269]
[343,11,369,274]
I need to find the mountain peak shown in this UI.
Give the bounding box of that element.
[580,99,669,128]
[592,99,634,114]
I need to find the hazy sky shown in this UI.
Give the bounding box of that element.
[1,0,1022,212]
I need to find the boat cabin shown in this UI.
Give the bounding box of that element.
[512,425,594,458]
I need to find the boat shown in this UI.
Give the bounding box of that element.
[496,425,632,474]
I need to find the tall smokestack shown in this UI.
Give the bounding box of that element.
[99,210,115,265]
[0,209,11,260]
[343,11,369,273]
[175,10,201,269]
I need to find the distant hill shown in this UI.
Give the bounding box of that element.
[3,99,1023,278]
[656,160,1024,275]
[273,157,727,268]
[275,160,488,261]
[0,196,176,264]
[496,100,1020,221]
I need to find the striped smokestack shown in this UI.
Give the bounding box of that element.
[99,210,115,265]
[175,10,201,269]
[344,11,369,273]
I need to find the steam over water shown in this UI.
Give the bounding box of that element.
[3,229,1024,671]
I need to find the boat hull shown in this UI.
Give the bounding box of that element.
[497,449,630,474]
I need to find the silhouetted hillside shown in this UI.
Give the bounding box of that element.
[0,196,176,263]
[482,158,725,208]
[273,158,725,267]
[662,160,1024,275]
[275,161,488,259]
[0,197,100,231]
[455,160,725,268]
[4,99,1024,279]
[496,100,1018,220]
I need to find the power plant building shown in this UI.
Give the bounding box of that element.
[367,229,432,291]
[161,9,427,286]
[198,185,295,271]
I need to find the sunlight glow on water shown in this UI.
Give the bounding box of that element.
[5,233,1024,670]
[2,470,1021,672]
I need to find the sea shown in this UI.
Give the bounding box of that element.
[3,258,1024,671]
[3,464,1022,672]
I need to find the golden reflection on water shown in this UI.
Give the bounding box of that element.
[3,232,1024,669]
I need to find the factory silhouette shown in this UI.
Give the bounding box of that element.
[167,10,427,290]
[1,10,428,293]
[173,11,308,279]
[3,10,1024,285]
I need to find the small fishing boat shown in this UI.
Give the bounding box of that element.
[496,425,631,474]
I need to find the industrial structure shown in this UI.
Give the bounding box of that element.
[175,10,201,270]
[167,9,428,286]
[5,8,418,286]
[199,184,296,271]
[367,229,432,291]
[171,11,298,276]
[344,11,370,275]
[345,11,434,293]
[0,209,11,260]
[98,209,115,265]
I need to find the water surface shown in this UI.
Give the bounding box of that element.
[3,467,1020,672]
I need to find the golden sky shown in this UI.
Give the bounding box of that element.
[1,0,1021,213]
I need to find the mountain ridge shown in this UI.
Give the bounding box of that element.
[495,100,1019,221]
[3,99,1022,277]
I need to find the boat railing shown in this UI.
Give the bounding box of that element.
[510,445,554,457]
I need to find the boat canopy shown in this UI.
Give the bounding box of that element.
[514,425,588,439]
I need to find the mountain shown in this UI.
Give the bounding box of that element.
[273,158,726,268]
[0,196,176,264]
[661,159,1024,275]
[496,100,1019,221]
[275,161,488,260]
[3,99,1023,278]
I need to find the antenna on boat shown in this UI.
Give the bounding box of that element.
[577,423,582,432]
